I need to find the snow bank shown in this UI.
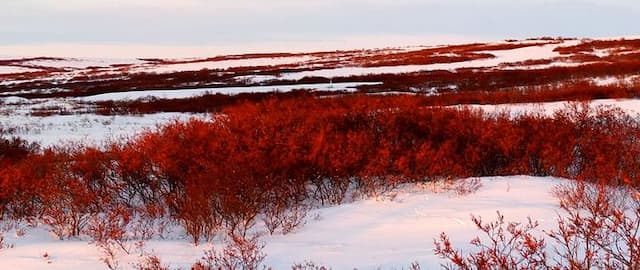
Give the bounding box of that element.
[0,176,567,269]
[263,176,564,269]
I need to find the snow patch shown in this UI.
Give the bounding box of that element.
[0,112,209,147]
[79,82,381,102]
[139,56,316,74]
[20,58,145,70]
[0,66,42,74]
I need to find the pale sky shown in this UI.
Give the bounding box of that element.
[1,0,639,57]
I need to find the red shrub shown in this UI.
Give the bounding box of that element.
[134,254,170,270]
[194,233,267,270]
[4,94,640,245]
[434,212,549,269]
[435,181,640,269]
[0,135,38,165]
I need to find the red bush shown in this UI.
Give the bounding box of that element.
[194,233,267,270]
[3,94,640,244]
[434,212,549,269]
[435,181,640,269]
[0,134,38,165]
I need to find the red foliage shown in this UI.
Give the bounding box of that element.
[0,134,38,165]
[3,94,640,244]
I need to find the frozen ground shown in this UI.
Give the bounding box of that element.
[0,176,566,269]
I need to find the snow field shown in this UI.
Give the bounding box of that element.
[0,176,567,269]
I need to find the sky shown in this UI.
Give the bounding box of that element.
[1,0,639,57]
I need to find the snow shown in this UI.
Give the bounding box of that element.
[279,41,577,80]
[592,49,611,58]
[0,66,41,74]
[0,112,209,147]
[0,88,72,96]
[0,176,568,269]
[233,75,279,84]
[0,96,30,105]
[460,98,640,117]
[0,97,88,116]
[366,91,419,96]
[592,76,622,86]
[20,58,145,70]
[590,75,640,86]
[79,82,381,102]
[140,56,316,73]
[500,61,588,70]
[264,176,563,269]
